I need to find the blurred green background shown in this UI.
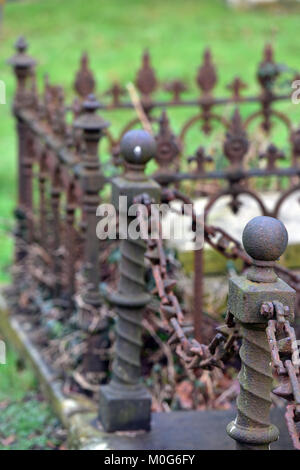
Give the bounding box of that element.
[1,0,300,283]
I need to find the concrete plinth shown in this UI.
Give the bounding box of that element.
[99,384,151,432]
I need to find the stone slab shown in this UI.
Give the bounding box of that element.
[93,408,294,450]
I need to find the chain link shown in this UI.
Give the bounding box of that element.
[134,192,239,372]
[265,300,300,450]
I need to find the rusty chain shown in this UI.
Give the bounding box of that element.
[134,192,240,372]
[264,300,300,450]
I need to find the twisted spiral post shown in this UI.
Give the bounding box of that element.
[228,324,278,449]
[111,235,148,386]
[99,129,160,432]
[227,216,295,450]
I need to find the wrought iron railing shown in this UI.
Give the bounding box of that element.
[7,37,300,449]
[8,36,300,339]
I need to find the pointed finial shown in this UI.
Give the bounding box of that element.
[74,94,109,131]
[15,36,28,53]
[8,36,36,68]
[257,43,279,90]
[135,49,157,97]
[263,43,274,63]
[196,48,217,94]
[74,52,96,99]
[8,36,37,108]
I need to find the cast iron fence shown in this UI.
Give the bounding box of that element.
[7,37,300,449]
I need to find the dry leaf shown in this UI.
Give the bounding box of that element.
[59,444,68,451]
[1,435,16,446]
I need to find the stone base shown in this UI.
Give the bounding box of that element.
[99,383,151,432]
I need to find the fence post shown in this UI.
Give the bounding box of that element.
[99,129,161,432]
[227,216,296,450]
[74,94,109,307]
[8,37,36,262]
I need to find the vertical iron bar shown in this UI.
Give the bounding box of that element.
[50,169,62,299]
[193,248,203,343]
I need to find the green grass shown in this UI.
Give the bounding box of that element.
[0,347,37,401]
[1,0,300,281]
[0,345,65,450]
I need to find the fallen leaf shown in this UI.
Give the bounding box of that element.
[0,401,10,410]
[58,444,68,451]
[1,435,16,446]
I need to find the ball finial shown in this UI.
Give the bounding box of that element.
[120,129,156,165]
[242,216,288,262]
